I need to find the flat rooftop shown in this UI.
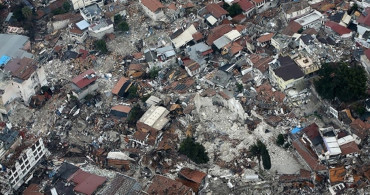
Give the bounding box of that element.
[294,10,323,26]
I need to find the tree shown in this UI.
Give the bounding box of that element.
[249,139,266,168]
[227,4,242,17]
[314,63,367,102]
[94,40,108,54]
[0,3,5,10]
[127,105,144,125]
[63,2,71,12]
[261,148,271,170]
[118,21,129,32]
[21,7,32,19]
[276,134,285,146]
[114,15,123,25]
[127,85,138,99]
[249,139,271,170]
[179,137,209,164]
[148,67,160,79]
[236,83,243,92]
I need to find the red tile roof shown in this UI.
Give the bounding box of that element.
[257,33,274,42]
[339,141,360,155]
[282,21,302,36]
[357,7,370,27]
[205,3,228,18]
[302,123,320,142]
[238,0,255,11]
[72,69,98,89]
[206,24,233,45]
[112,105,132,113]
[147,175,193,195]
[168,3,177,10]
[365,49,370,61]
[192,32,204,41]
[325,21,352,35]
[141,0,164,12]
[23,184,43,195]
[69,169,106,195]
[112,77,130,95]
[179,168,207,184]
[292,140,326,171]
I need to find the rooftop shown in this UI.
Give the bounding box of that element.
[141,0,164,12]
[71,69,98,89]
[139,106,169,130]
[294,10,323,27]
[205,3,228,19]
[0,34,32,59]
[147,175,193,195]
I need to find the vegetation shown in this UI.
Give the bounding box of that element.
[13,4,26,22]
[298,28,304,34]
[94,40,108,54]
[148,67,160,79]
[314,63,367,103]
[179,137,209,164]
[261,147,271,170]
[276,134,285,146]
[52,2,71,15]
[236,83,243,92]
[249,139,271,170]
[227,4,242,17]
[114,15,129,32]
[127,85,138,99]
[0,3,5,10]
[127,105,144,125]
[348,3,359,14]
[21,7,32,19]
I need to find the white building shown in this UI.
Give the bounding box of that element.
[2,57,47,109]
[282,1,311,21]
[0,138,48,191]
[294,10,324,30]
[140,0,165,21]
[88,18,114,39]
[138,105,170,131]
[71,0,103,10]
[71,69,99,100]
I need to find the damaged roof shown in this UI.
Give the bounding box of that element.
[72,69,98,89]
[147,175,193,195]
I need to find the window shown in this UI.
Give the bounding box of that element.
[26,165,30,170]
[36,140,40,146]
[21,165,25,170]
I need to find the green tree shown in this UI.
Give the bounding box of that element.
[314,63,367,102]
[21,6,32,19]
[236,83,243,92]
[0,3,5,10]
[249,139,266,168]
[179,137,209,164]
[276,134,285,146]
[118,21,129,32]
[63,2,71,12]
[127,85,138,99]
[148,67,160,79]
[227,4,242,17]
[127,105,144,125]
[94,40,108,54]
[261,148,271,170]
[13,5,26,21]
[114,15,123,24]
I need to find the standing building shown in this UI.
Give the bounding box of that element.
[0,138,48,193]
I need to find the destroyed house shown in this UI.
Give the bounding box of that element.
[292,139,326,172]
[110,105,131,119]
[177,168,207,193]
[99,173,142,195]
[0,128,19,158]
[2,57,47,106]
[68,169,106,195]
[71,69,99,100]
[147,175,193,195]
[112,77,132,97]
